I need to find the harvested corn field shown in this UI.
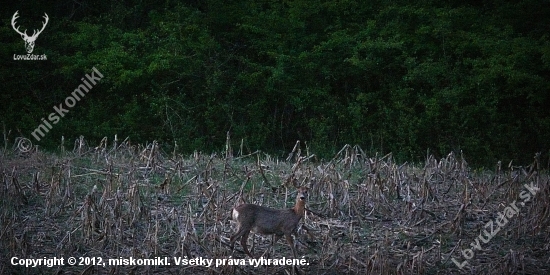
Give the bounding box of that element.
[1,137,549,274]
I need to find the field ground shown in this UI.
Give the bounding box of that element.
[1,137,549,274]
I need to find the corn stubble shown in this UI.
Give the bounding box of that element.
[0,137,549,274]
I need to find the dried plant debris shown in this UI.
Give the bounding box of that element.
[1,138,549,274]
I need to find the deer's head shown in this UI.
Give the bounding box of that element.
[11,11,49,54]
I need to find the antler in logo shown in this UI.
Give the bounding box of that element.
[11,11,49,54]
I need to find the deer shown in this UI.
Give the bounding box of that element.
[230,186,309,258]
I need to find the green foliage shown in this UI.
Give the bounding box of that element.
[1,0,549,166]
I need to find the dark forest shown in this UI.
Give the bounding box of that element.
[2,0,549,166]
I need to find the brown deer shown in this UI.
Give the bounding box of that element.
[230,187,309,258]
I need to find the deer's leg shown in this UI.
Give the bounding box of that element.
[240,231,254,257]
[285,234,297,258]
[230,227,247,249]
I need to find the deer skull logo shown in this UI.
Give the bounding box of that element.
[11,11,49,54]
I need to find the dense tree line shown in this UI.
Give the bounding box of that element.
[1,0,549,166]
